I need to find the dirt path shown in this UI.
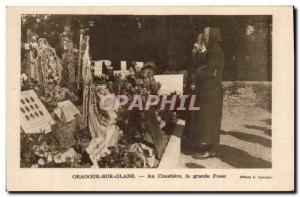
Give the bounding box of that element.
[159,92,272,169]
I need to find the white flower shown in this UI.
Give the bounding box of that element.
[31,164,39,168]
[38,158,45,166]
[53,153,63,164]
[46,153,53,163]
[159,120,166,129]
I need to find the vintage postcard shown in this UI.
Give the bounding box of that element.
[6,6,294,191]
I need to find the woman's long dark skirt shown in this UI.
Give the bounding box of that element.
[181,84,223,153]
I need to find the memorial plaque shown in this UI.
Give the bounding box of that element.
[20,90,55,134]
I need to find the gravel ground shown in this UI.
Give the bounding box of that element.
[176,85,272,168]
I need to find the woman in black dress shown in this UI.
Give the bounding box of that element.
[182,27,224,159]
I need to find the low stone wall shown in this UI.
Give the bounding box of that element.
[222,81,271,89]
[222,81,272,112]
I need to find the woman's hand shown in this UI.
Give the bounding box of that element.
[199,43,207,53]
[192,43,200,54]
[193,42,206,54]
[194,43,200,50]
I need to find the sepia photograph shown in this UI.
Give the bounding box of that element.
[19,14,272,169]
[6,6,294,191]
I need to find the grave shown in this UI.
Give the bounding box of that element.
[154,74,183,95]
[53,100,80,123]
[52,100,81,149]
[20,89,55,134]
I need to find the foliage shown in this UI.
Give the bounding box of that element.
[20,131,63,168]
[22,79,78,113]
[22,15,272,81]
[223,82,271,112]
[97,138,145,168]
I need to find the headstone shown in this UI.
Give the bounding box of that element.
[154,74,183,95]
[20,90,55,134]
[53,100,80,123]
[94,60,103,77]
[120,61,127,70]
